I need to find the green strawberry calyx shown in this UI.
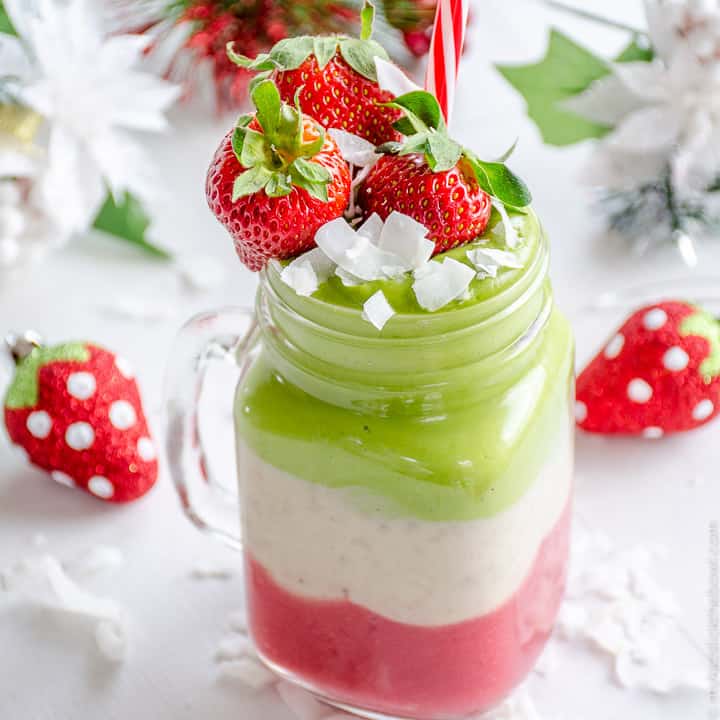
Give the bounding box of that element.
[681,307,720,380]
[376,90,533,209]
[226,1,388,83]
[232,80,336,203]
[5,342,89,409]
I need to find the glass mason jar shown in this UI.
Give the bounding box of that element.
[165,210,574,720]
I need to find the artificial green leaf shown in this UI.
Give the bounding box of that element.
[241,129,272,168]
[360,0,375,41]
[339,38,387,81]
[313,37,339,68]
[93,192,171,259]
[291,157,332,184]
[615,35,654,63]
[496,29,612,146]
[468,158,532,208]
[0,4,17,36]
[5,343,89,409]
[265,172,294,197]
[232,166,272,200]
[425,134,462,171]
[252,79,282,137]
[269,36,315,70]
[392,91,444,131]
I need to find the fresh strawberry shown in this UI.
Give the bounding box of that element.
[206,79,351,271]
[3,334,158,503]
[576,301,720,436]
[358,90,531,254]
[227,2,401,145]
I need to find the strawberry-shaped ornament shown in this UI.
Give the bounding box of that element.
[576,301,720,436]
[3,332,158,502]
[226,2,402,145]
[206,78,351,271]
[358,90,531,253]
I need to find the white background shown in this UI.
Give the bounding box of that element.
[0,1,718,718]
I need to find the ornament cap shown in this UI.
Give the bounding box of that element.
[5,331,43,364]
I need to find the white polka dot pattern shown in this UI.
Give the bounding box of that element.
[88,476,114,499]
[52,470,75,488]
[65,422,95,450]
[574,400,587,423]
[662,347,689,372]
[642,427,663,439]
[115,356,134,379]
[603,334,625,359]
[627,378,652,404]
[137,437,156,462]
[643,308,668,330]
[109,401,136,430]
[692,399,714,421]
[27,411,52,439]
[67,372,97,400]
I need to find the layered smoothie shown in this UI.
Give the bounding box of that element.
[235,210,574,719]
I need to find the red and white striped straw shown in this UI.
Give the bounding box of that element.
[424,0,470,125]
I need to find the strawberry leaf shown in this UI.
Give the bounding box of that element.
[226,44,277,71]
[5,343,89,409]
[240,129,272,168]
[270,36,315,70]
[265,173,293,197]
[339,38,388,81]
[232,166,273,200]
[360,0,375,41]
[392,91,444,132]
[93,192,171,259]
[467,156,532,208]
[252,79,282,137]
[296,179,329,202]
[426,134,462,172]
[313,37,339,69]
[291,157,332,184]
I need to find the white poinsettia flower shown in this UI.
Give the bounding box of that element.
[567,45,720,190]
[645,0,720,63]
[1,0,180,235]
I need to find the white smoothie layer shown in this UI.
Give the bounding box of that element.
[237,422,573,627]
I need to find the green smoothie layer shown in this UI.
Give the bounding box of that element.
[235,209,574,523]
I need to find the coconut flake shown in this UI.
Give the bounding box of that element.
[467,246,524,278]
[280,259,319,296]
[378,211,434,269]
[0,554,128,662]
[374,57,422,97]
[492,200,521,249]
[412,258,475,312]
[329,129,378,167]
[357,212,384,245]
[315,218,407,281]
[362,290,395,330]
[219,656,276,689]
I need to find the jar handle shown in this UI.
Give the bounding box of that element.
[164,307,260,551]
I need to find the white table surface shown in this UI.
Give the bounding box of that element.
[0,1,717,718]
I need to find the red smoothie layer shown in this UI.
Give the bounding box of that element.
[245,500,571,719]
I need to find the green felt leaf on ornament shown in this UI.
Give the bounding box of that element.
[681,309,720,379]
[93,192,171,259]
[0,4,17,36]
[496,29,612,146]
[5,343,89,409]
